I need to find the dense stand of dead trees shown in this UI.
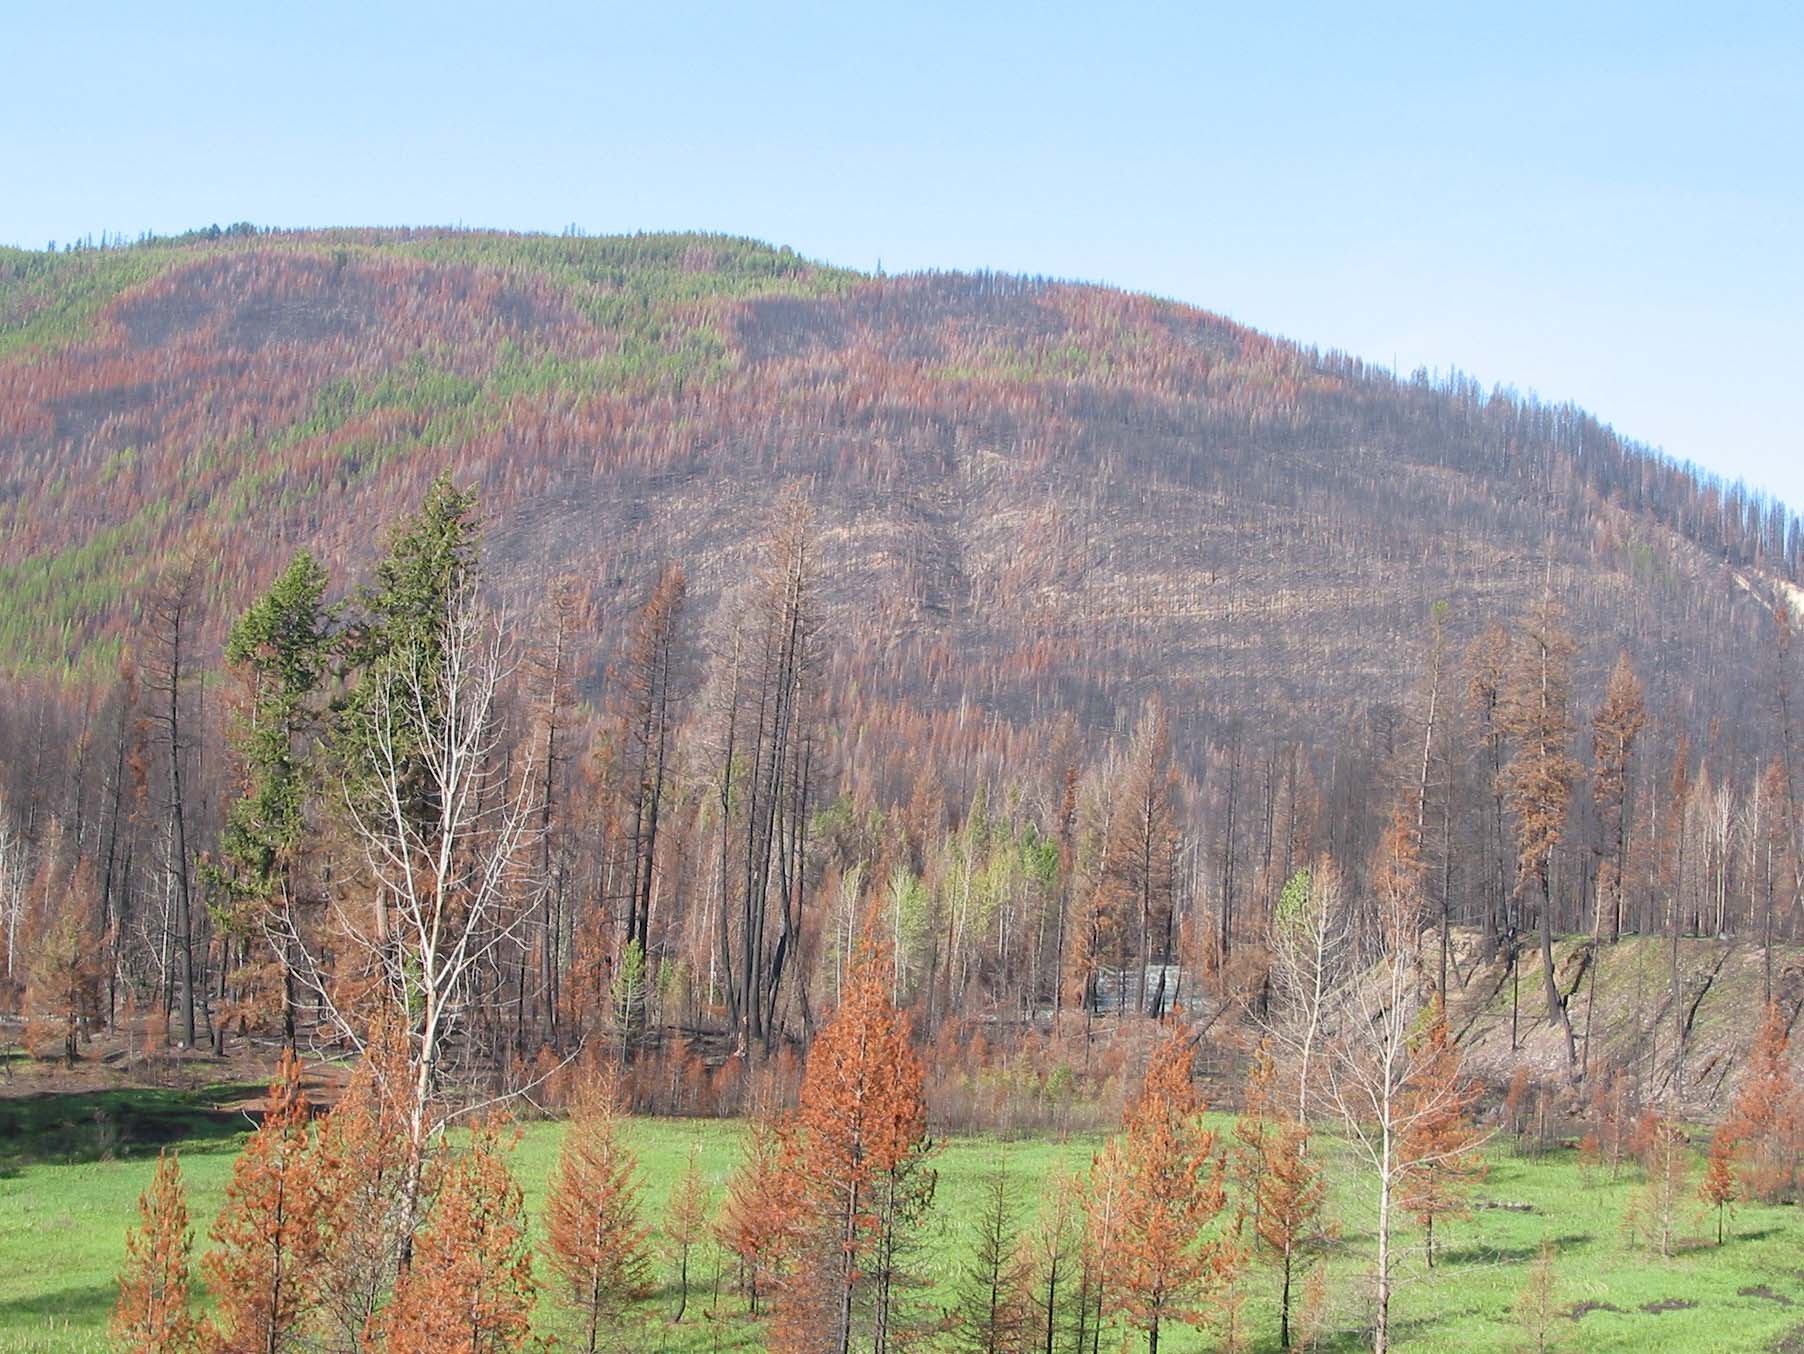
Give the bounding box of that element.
[0,231,1789,1353]
[2,475,1803,1112]
[63,480,1804,1354]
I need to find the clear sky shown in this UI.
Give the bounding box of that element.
[6,1,1800,509]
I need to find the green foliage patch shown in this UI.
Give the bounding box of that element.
[0,229,867,677]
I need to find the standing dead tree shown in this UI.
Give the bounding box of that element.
[617,563,688,957]
[1584,653,1644,1079]
[143,552,204,1049]
[709,490,819,1055]
[523,576,585,1048]
[1499,600,1581,1072]
[284,586,539,1253]
[1103,696,1182,1017]
[1324,803,1488,1354]
[1265,857,1350,1129]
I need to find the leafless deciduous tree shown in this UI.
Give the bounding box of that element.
[1264,856,1350,1130]
[1322,809,1486,1354]
[283,587,539,1245]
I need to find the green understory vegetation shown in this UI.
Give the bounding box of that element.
[2,1085,1800,1352]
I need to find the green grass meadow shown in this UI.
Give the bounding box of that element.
[2,1086,1802,1351]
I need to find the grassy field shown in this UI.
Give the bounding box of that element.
[2,1084,1802,1352]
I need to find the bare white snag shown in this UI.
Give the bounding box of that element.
[1320,887,1487,1354]
[273,588,540,1248]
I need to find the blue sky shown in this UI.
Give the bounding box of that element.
[6,1,1800,509]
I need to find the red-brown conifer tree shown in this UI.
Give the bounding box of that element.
[776,945,935,1354]
[378,1123,537,1354]
[1106,1030,1235,1354]
[113,1149,201,1354]
[203,1050,322,1353]
[542,1073,651,1351]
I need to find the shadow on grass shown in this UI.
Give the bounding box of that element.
[0,1084,264,1173]
[1732,1226,1784,1242]
[1439,1234,1593,1266]
[0,1281,117,1325]
[1327,1311,1454,1352]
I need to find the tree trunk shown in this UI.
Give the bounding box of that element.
[165,618,196,1050]
[1538,868,1576,1069]
[1279,1246,1293,1349]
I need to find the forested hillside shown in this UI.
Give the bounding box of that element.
[1,226,1800,1105]
[7,225,1804,1353]
[2,228,1793,716]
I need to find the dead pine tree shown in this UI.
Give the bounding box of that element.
[1699,1125,1739,1246]
[312,1007,415,1351]
[773,944,936,1354]
[1499,598,1581,1072]
[1232,1052,1328,1352]
[1103,696,1181,1017]
[113,1150,201,1354]
[1723,1002,1802,1202]
[143,552,204,1049]
[1104,1030,1236,1354]
[953,1163,1032,1354]
[524,574,588,1046]
[615,563,688,959]
[714,1112,802,1318]
[543,1072,652,1350]
[707,490,819,1056]
[202,1050,323,1352]
[664,1142,713,1324]
[1513,1238,1562,1354]
[1623,1116,1691,1258]
[1406,600,1454,1001]
[378,1123,537,1353]
[1464,623,1513,977]
[21,860,105,1066]
[1396,999,1485,1269]
[1583,653,1644,1081]
[1771,607,1804,979]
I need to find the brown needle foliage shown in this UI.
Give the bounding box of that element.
[716,1113,804,1317]
[774,944,935,1354]
[1723,1001,1803,1202]
[202,1049,323,1353]
[1578,1069,1635,1182]
[1228,1043,1277,1232]
[21,860,105,1066]
[1513,1238,1562,1354]
[1397,999,1485,1269]
[376,1122,537,1354]
[1590,653,1646,946]
[313,1008,416,1352]
[1498,601,1581,1067]
[1624,1116,1691,1258]
[1250,1116,1327,1350]
[113,1149,201,1354]
[1699,1125,1739,1246]
[542,1073,652,1351]
[1105,1029,1235,1354]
